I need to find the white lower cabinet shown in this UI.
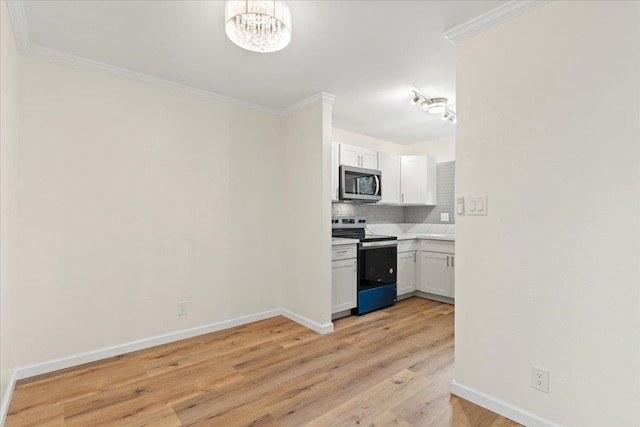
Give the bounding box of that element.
[397,240,417,296]
[331,245,357,314]
[418,240,455,298]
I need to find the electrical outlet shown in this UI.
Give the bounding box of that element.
[531,366,549,393]
[177,301,187,316]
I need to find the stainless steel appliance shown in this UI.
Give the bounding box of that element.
[331,216,397,315]
[339,165,382,202]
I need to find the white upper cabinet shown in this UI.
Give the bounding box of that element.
[339,143,378,169]
[360,149,378,169]
[400,155,437,205]
[331,142,339,202]
[378,152,401,205]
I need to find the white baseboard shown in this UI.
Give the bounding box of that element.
[15,308,286,380]
[451,380,564,427]
[0,371,17,427]
[3,306,331,420]
[281,309,334,334]
[415,291,454,305]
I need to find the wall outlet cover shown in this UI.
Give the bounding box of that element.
[531,366,549,393]
[177,301,187,316]
[440,212,450,222]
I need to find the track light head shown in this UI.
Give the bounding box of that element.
[410,93,421,106]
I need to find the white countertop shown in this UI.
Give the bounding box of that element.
[333,234,454,245]
[397,233,455,242]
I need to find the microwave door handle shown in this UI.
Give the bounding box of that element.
[374,175,380,196]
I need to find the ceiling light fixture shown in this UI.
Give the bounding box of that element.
[422,97,448,114]
[410,91,456,124]
[225,0,292,53]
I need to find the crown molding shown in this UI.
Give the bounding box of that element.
[281,92,336,117]
[4,0,332,118]
[6,0,29,50]
[21,43,284,115]
[444,0,549,44]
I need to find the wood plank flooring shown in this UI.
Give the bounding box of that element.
[6,297,521,426]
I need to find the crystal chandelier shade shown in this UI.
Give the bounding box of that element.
[225,0,292,53]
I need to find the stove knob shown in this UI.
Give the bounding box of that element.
[389,268,394,274]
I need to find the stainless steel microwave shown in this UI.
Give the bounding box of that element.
[339,165,382,202]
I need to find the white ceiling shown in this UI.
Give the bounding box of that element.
[17,0,509,144]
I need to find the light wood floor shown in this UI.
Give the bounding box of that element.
[6,297,521,426]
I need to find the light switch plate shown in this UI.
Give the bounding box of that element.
[440,212,449,222]
[466,196,488,216]
[456,197,464,214]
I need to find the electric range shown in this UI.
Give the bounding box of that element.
[332,216,397,315]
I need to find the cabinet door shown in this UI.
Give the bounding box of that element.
[397,251,416,296]
[400,155,436,205]
[378,153,401,204]
[451,255,455,299]
[339,144,361,167]
[339,143,378,169]
[419,251,453,297]
[331,258,357,313]
[401,155,427,204]
[360,148,378,169]
[331,142,339,201]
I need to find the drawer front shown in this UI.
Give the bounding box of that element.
[332,244,357,261]
[398,240,418,253]
[420,239,454,254]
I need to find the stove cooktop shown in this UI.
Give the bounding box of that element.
[361,234,397,242]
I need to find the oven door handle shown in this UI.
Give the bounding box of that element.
[360,241,398,249]
[374,175,380,196]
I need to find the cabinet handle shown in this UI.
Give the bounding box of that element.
[452,256,454,268]
[354,261,357,272]
[402,193,404,203]
[336,250,348,254]
[447,256,449,267]
[413,253,416,263]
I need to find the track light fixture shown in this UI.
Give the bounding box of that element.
[410,91,456,124]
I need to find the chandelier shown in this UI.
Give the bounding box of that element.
[225,0,292,53]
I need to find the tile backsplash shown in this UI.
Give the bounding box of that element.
[332,161,455,225]
[331,202,404,224]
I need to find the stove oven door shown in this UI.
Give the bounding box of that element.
[358,241,397,290]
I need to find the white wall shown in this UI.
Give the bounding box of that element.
[281,101,333,330]
[11,55,287,367]
[0,0,20,412]
[454,2,640,426]
[403,135,455,162]
[333,127,455,163]
[333,127,404,155]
